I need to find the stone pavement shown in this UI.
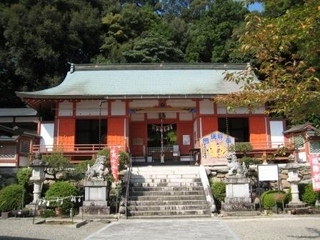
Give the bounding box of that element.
[84,218,239,240]
[84,215,320,240]
[1,215,320,240]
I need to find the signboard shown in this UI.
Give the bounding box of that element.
[110,146,119,182]
[200,131,235,165]
[309,155,320,191]
[258,164,279,181]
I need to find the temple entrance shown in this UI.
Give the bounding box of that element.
[147,123,179,163]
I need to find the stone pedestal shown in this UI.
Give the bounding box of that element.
[223,176,252,211]
[80,180,110,216]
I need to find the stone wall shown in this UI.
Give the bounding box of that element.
[206,163,312,192]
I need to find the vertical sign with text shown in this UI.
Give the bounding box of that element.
[110,146,119,182]
[309,155,320,191]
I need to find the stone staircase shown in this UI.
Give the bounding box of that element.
[126,166,211,218]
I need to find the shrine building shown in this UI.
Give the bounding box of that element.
[14,63,288,165]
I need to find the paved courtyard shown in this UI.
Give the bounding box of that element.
[1,215,320,240]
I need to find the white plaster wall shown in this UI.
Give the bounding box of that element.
[179,112,193,121]
[129,100,159,108]
[76,100,107,116]
[131,113,145,121]
[111,100,125,116]
[217,103,265,114]
[270,120,285,148]
[39,123,54,152]
[199,100,214,114]
[167,99,196,107]
[58,101,73,116]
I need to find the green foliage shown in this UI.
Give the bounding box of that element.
[210,179,226,203]
[42,151,72,180]
[119,151,130,171]
[97,148,110,167]
[16,168,32,188]
[64,160,95,182]
[261,190,288,210]
[44,181,79,214]
[240,156,260,168]
[0,184,25,212]
[221,0,320,124]
[42,209,56,218]
[229,142,253,154]
[299,183,318,205]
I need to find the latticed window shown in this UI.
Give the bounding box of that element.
[294,135,304,149]
[0,145,16,158]
[20,140,30,154]
[310,141,320,154]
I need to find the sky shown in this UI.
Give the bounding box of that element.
[248,2,264,12]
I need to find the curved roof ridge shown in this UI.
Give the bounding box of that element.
[72,63,249,72]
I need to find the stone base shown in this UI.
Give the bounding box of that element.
[79,205,110,216]
[286,202,312,215]
[80,200,110,216]
[223,197,254,211]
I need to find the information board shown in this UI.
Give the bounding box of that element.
[258,164,279,181]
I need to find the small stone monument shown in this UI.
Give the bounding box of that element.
[223,154,252,211]
[80,155,110,216]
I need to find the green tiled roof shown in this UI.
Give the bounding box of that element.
[16,63,256,100]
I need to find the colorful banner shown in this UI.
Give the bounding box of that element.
[110,146,119,182]
[309,154,320,191]
[200,131,235,165]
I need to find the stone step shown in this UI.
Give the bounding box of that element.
[127,165,210,219]
[129,190,205,196]
[131,166,199,172]
[127,205,208,211]
[130,178,201,184]
[131,182,203,188]
[128,209,211,218]
[129,195,206,201]
[128,200,207,206]
[130,186,204,192]
[131,174,200,179]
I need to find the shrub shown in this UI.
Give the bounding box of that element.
[42,209,56,218]
[42,151,72,180]
[44,181,79,214]
[210,179,226,211]
[16,168,32,188]
[0,184,25,212]
[97,148,110,167]
[299,183,318,205]
[119,151,130,171]
[64,160,95,182]
[261,190,288,210]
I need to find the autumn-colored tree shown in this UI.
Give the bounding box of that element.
[217,0,320,124]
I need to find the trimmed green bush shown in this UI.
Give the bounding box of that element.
[0,184,25,212]
[261,190,288,210]
[44,181,79,214]
[299,183,318,205]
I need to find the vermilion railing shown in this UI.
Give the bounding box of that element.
[32,144,126,153]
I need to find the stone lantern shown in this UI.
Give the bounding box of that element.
[285,154,307,213]
[29,152,47,204]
